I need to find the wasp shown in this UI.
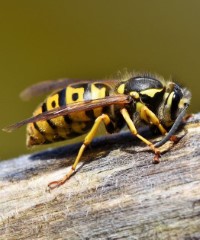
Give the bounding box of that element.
[3,73,191,189]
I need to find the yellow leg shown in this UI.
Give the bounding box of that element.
[48,114,111,189]
[140,106,167,135]
[120,108,161,163]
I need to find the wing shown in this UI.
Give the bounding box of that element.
[20,78,118,101]
[3,94,130,132]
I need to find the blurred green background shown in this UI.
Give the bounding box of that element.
[0,0,199,160]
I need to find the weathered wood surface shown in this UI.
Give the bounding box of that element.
[0,113,200,240]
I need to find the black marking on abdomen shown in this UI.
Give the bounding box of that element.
[58,88,66,106]
[58,88,73,125]
[72,93,78,101]
[85,109,95,120]
[42,102,57,129]
[33,122,45,135]
[63,115,72,124]
[51,101,56,108]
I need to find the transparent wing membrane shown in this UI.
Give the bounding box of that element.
[3,95,130,132]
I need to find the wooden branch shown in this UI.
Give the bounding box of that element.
[0,113,200,239]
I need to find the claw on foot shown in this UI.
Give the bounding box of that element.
[153,150,161,164]
[48,179,67,190]
[170,135,178,143]
[47,168,75,190]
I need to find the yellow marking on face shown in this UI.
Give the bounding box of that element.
[160,92,174,127]
[166,92,174,108]
[140,88,163,98]
[117,84,125,94]
[179,98,189,109]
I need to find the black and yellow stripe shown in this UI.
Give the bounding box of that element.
[27,82,112,146]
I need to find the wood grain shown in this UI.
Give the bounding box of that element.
[0,113,200,239]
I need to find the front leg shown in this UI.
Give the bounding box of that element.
[140,105,167,135]
[120,108,161,163]
[140,105,179,146]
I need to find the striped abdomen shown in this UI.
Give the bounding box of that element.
[26,82,112,146]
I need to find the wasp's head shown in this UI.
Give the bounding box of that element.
[157,82,191,127]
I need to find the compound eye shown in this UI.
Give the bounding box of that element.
[171,87,182,120]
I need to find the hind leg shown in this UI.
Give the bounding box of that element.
[48,114,112,189]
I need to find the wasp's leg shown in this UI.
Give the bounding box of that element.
[120,108,160,163]
[140,105,167,135]
[141,105,184,144]
[48,114,112,189]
